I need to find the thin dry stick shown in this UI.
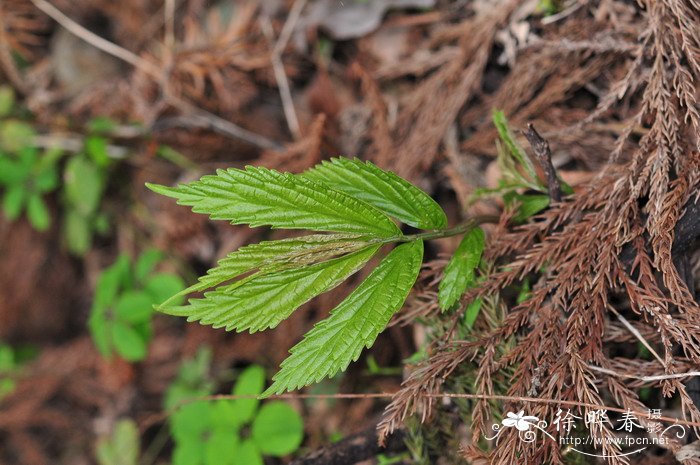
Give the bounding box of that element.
[164,0,175,53]
[607,304,665,366]
[260,0,307,139]
[587,364,700,382]
[30,0,161,78]
[30,0,283,151]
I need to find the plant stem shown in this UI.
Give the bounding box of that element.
[377,215,498,244]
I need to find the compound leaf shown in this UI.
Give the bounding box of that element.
[146,166,399,237]
[163,245,380,333]
[303,158,447,230]
[264,240,423,395]
[438,227,485,311]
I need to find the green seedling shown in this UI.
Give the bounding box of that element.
[89,250,184,362]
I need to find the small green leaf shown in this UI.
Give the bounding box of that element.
[88,310,111,358]
[170,400,212,443]
[26,194,50,231]
[146,166,400,237]
[173,440,204,465]
[204,430,238,465]
[94,255,130,309]
[111,322,147,361]
[208,400,239,431]
[438,227,485,311]
[464,298,483,328]
[513,194,549,221]
[34,165,59,192]
[492,110,537,182]
[96,419,140,465]
[0,120,35,152]
[64,209,92,255]
[232,365,265,424]
[115,291,154,324]
[302,158,447,229]
[64,156,104,215]
[234,439,263,465]
[265,240,423,395]
[0,86,14,117]
[145,273,185,306]
[134,249,163,282]
[171,401,211,441]
[0,156,27,185]
[3,185,25,220]
[251,402,304,456]
[86,136,110,167]
[163,245,380,333]
[87,116,116,133]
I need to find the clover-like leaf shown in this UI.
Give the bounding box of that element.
[232,365,265,424]
[264,240,423,395]
[302,158,447,229]
[146,166,400,237]
[251,402,304,456]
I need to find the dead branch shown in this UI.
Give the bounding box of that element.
[523,123,562,202]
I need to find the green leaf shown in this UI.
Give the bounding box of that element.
[0,345,14,372]
[172,401,211,441]
[88,310,111,358]
[26,194,50,231]
[86,135,110,167]
[232,365,265,424]
[146,166,400,237]
[204,430,238,465]
[115,291,154,324]
[64,209,92,255]
[173,441,204,465]
[208,400,239,432]
[3,185,25,220]
[96,419,140,465]
[302,158,447,229]
[265,240,423,395]
[134,249,163,282]
[513,194,549,221]
[233,439,263,465]
[87,116,116,134]
[0,156,27,185]
[111,322,147,361]
[0,86,14,117]
[64,156,104,215]
[173,234,371,304]
[144,273,185,306]
[251,402,304,456]
[0,120,35,152]
[94,255,130,310]
[34,164,59,192]
[438,227,485,311]
[162,245,380,333]
[492,110,538,182]
[464,298,483,328]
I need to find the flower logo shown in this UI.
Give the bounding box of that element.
[502,410,539,431]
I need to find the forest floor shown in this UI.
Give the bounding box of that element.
[0,0,697,464]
